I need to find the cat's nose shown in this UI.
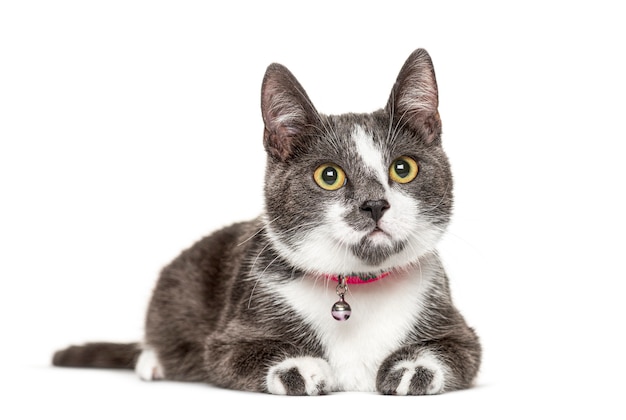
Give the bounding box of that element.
[360,199,390,223]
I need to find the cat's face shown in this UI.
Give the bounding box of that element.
[261,49,452,275]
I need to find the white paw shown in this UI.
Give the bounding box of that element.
[392,352,447,395]
[135,348,164,381]
[266,357,334,395]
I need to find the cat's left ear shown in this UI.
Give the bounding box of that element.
[386,49,442,145]
[261,63,319,161]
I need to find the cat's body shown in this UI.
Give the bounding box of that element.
[53,49,481,395]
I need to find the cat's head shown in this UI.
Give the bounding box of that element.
[261,49,452,276]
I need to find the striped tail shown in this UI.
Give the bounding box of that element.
[53,342,141,369]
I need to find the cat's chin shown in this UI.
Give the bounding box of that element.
[350,236,406,267]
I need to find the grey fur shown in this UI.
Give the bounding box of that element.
[53,49,481,395]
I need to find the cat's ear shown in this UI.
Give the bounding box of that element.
[386,49,441,145]
[261,64,319,161]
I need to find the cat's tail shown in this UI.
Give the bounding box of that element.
[52,342,141,370]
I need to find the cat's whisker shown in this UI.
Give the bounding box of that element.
[247,219,325,280]
[246,277,261,310]
[389,107,413,145]
[249,219,324,276]
[307,121,339,152]
[247,254,282,309]
[264,215,323,238]
[291,81,343,154]
[269,220,323,237]
[237,215,281,247]
[248,241,273,277]
[418,183,452,215]
[310,115,343,155]
[386,88,396,145]
[405,228,437,256]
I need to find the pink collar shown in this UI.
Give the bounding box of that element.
[326,272,390,285]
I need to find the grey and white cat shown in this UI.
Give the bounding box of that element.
[53,49,481,395]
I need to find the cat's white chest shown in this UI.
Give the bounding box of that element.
[271,267,432,392]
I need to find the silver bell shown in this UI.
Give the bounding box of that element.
[331,296,351,321]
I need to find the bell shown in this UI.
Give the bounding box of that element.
[331,296,351,321]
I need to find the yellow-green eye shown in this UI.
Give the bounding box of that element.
[314,164,346,191]
[389,156,419,184]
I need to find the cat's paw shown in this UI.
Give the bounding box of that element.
[135,348,164,381]
[266,357,333,395]
[377,352,447,395]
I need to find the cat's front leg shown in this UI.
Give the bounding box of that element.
[377,348,447,395]
[205,336,332,395]
[266,356,334,395]
[376,339,480,395]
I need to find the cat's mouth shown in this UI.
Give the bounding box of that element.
[368,226,389,238]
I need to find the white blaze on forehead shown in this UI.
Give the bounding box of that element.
[351,125,388,188]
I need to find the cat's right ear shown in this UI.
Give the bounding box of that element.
[261,64,319,161]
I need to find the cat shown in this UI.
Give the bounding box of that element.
[53,48,481,395]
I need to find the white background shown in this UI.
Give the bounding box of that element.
[1,1,625,418]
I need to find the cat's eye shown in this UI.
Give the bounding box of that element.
[314,164,347,191]
[389,156,419,184]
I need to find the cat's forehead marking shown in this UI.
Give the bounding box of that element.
[351,125,389,189]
